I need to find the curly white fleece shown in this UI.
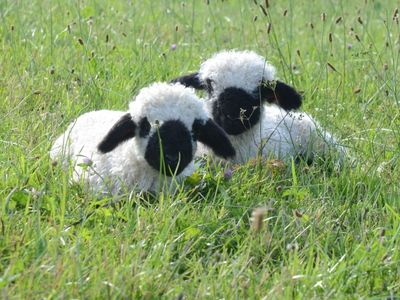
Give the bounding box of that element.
[50,83,208,194]
[196,50,346,164]
[198,49,276,96]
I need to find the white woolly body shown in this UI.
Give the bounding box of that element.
[50,83,207,194]
[198,104,343,164]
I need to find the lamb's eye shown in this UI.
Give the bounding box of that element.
[139,117,151,137]
[205,78,214,93]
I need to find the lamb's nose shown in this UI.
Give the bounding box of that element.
[165,154,179,166]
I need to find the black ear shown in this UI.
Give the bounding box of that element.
[260,80,302,110]
[171,72,205,90]
[98,113,137,153]
[192,118,235,159]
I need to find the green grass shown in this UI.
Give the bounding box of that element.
[1,0,399,298]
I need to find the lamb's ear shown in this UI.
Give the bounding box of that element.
[260,80,302,110]
[98,113,137,153]
[192,118,235,159]
[171,72,205,90]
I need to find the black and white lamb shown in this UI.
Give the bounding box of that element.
[50,82,235,193]
[172,50,346,165]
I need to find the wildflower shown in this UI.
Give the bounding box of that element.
[81,157,93,167]
[171,44,177,50]
[286,242,299,251]
[224,168,233,180]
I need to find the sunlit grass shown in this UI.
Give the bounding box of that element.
[0,0,399,298]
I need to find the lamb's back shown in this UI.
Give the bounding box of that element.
[50,110,125,161]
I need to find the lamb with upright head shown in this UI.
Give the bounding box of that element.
[50,82,235,194]
[172,50,346,164]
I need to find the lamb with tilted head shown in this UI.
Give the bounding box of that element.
[50,82,235,194]
[172,50,346,164]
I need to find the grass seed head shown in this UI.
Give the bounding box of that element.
[393,8,399,22]
[260,4,268,16]
[293,210,303,218]
[327,62,337,72]
[251,207,267,232]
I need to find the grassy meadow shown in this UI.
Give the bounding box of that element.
[1,0,399,298]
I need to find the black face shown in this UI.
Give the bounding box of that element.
[144,120,193,176]
[212,87,261,135]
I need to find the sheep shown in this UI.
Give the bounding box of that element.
[172,50,347,165]
[50,82,235,194]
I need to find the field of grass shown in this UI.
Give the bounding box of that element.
[1,0,399,298]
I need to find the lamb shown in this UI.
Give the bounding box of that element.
[172,50,346,165]
[50,82,235,194]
